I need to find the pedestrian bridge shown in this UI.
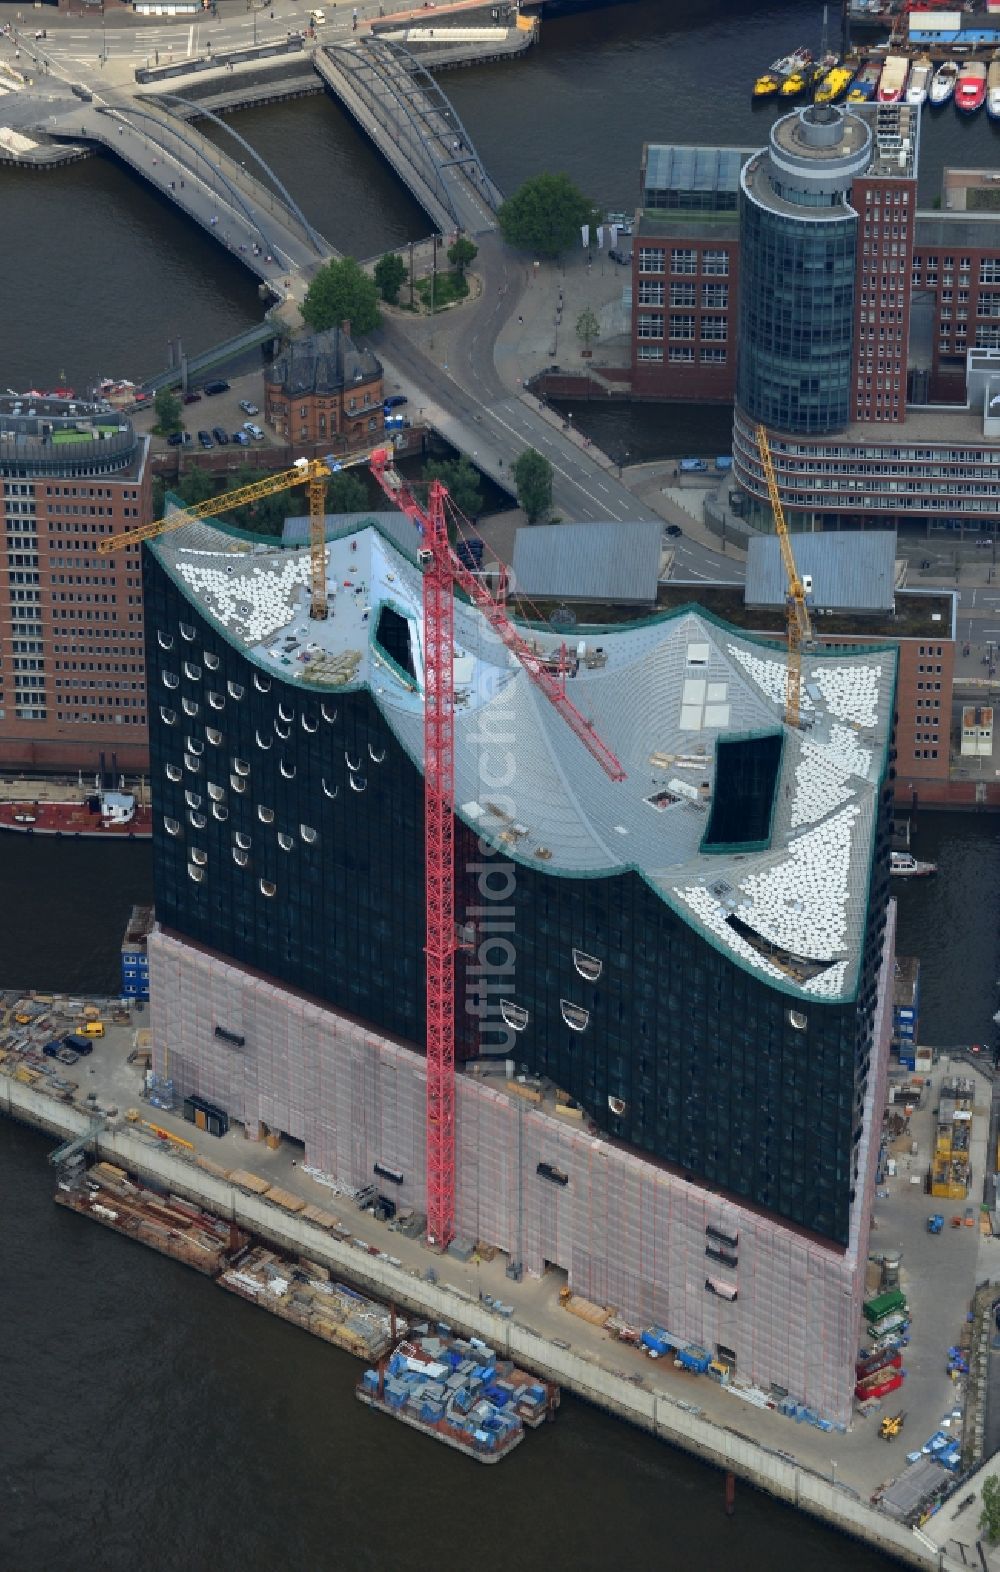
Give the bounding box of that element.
[314,37,503,236]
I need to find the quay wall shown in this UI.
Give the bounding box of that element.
[0,1068,965,1572]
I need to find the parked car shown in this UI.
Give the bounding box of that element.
[198,430,214,449]
[665,524,683,538]
[232,431,250,446]
[243,422,264,440]
[608,249,631,265]
[212,427,229,445]
[384,414,410,429]
[167,430,192,446]
[384,394,408,411]
[239,400,259,416]
[203,380,230,396]
[182,391,202,404]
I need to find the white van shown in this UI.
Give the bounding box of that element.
[309,8,325,22]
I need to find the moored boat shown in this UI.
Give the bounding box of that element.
[929,59,960,106]
[0,789,152,838]
[847,61,882,102]
[987,50,1000,120]
[815,63,856,104]
[906,56,933,106]
[955,60,987,115]
[752,45,812,101]
[890,851,937,877]
[780,65,811,99]
[877,54,909,104]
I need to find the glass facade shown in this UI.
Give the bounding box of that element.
[147,552,893,1245]
[738,192,858,434]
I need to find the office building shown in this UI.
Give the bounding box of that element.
[144,510,897,1419]
[0,394,150,772]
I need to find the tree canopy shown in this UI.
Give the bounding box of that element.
[153,387,182,436]
[301,256,381,335]
[513,448,552,524]
[498,173,597,259]
[981,1476,1000,1543]
[447,237,478,277]
[374,252,407,305]
[576,306,600,348]
[424,456,483,521]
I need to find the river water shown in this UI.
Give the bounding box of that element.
[4,1,1000,1561]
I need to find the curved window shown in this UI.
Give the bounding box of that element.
[345,752,361,772]
[788,1009,808,1032]
[274,722,291,741]
[277,832,294,852]
[208,691,225,711]
[278,702,294,724]
[191,847,208,867]
[157,630,174,651]
[230,775,247,795]
[560,1000,590,1032]
[212,804,229,823]
[182,698,199,719]
[207,781,225,802]
[227,680,244,700]
[179,622,196,643]
[185,736,204,756]
[572,948,603,982]
[349,775,367,793]
[321,702,337,724]
[232,758,250,777]
[165,763,182,783]
[257,805,274,824]
[259,878,277,898]
[500,1000,529,1032]
[322,779,339,801]
[163,815,181,837]
[188,864,206,884]
[188,810,207,830]
[279,759,295,780]
[255,729,273,751]
[183,661,201,682]
[184,754,202,774]
[235,831,252,851]
[206,726,223,747]
[253,672,270,693]
[204,651,220,671]
[301,713,318,734]
[233,848,249,869]
[608,1096,627,1116]
[162,671,179,691]
[300,824,318,845]
[184,790,202,810]
[159,705,177,726]
[369,744,386,765]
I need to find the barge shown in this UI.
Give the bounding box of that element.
[219,1245,402,1360]
[358,1330,560,1462]
[55,1161,241,1274]
[0,789,152,838]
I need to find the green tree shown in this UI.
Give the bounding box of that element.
[513,448,552,524]
[498,173,597,260]
[175,465,216,508]
[326,470,368,514]
[302,256,381,335]
[153,386,182,436]
[374,251,407,305]
[981,1476,1000,1543]
[447,236,478,278]
[423,456,483,520]
[576,306,600,350]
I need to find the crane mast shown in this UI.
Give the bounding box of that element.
[755,424,814,729]
[103,444,624,1252]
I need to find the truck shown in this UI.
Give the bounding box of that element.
[674,1344,711,1375]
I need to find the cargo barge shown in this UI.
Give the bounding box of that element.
[219,1245,402,1360]
[55,1161,241,1274]
[0,790,152,839]
[357,1330,559,1462]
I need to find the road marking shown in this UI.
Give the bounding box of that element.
[187,24,194,57]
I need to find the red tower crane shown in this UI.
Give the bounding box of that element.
[368,448,624,1247]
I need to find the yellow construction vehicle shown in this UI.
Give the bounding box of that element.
[755,424,815,728]
[879,1412,905,1440]
[97,448,374,619]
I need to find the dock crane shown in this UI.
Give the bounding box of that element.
[101,447,625,1249]
[755,424,814,729]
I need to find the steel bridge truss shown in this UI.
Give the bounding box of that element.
[328,37,503,231]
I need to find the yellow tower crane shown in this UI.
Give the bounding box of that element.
[97,449,373,615]
[755,424,815,728]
